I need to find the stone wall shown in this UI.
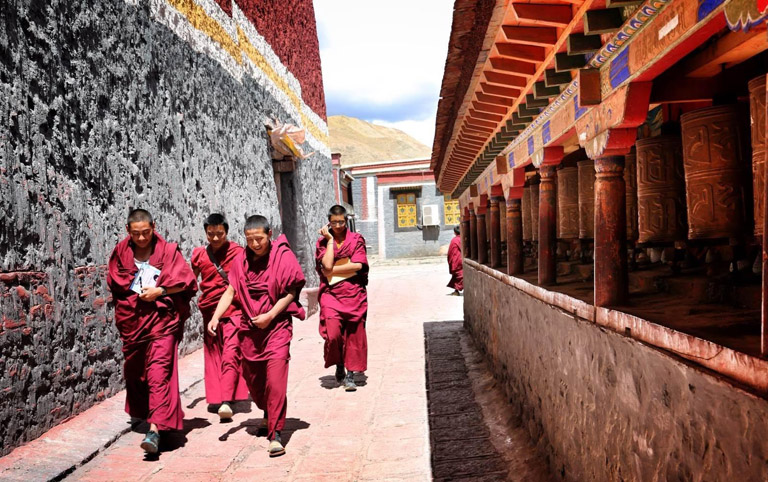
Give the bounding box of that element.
[463,265,768,481]
[0,0,332,455]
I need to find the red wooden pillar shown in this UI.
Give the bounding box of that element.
[538,166,558,285]
[594,155,628,306]
[469,209,478,260]
[489,197,502,268]
[506,197,523,274]
[762,73,768,357]
[476,206,488,265]
[461,218,470,256]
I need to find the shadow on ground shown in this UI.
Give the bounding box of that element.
[218,417,310,446]
[318,373,369,390]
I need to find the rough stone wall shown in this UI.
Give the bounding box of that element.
[0,0,332,455]
[463,266,768,481]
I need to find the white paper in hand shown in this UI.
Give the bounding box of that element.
[130,262,161,295]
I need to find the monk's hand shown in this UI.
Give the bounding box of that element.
[319,225,332,240]
[207,318,219,336]
[139,286,163,302]
[250,312,274,329]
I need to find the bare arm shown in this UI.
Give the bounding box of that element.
[251,289,297,329]
[330,262,362,275]
[207,285,235,335]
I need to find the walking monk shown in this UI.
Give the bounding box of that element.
[208,215,305,457]
[107,209,198,455]
[315,205,369,392]
[447,225,463,296]
[190,214,249,420]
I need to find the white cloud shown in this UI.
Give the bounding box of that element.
[371,118,437,148]
[314,0,453,144]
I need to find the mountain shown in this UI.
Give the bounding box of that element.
[328,115,431,167]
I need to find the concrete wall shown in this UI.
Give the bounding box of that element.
[463,265,768,481]
[352,176,379,254]
[0,0,332,455]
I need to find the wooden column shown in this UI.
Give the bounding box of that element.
[461,219,470,256]
[477,208,488,265]
[469,209,478,260]
[538,166,558,285]
[489,197,502,268]
[594,155,628,306]
[506,197,524,275]
[762,73,768,357]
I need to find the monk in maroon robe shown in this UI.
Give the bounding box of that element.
[316,205,369,392]
[191,213,248,420]
[208,215,305,457]
[447,225,464,295]
[107,209,197,455]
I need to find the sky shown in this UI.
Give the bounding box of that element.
[313,0,454,147]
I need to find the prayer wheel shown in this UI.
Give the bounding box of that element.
[625,148,639,241]
[681,105,750,240]
[557,166,579,239]
[750,75,766,236]
[530,179,540,242]
[578,160,596,239]
[522,187,533,241]
[636,135,688,243]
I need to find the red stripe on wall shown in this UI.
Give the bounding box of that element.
[214,0,232,16]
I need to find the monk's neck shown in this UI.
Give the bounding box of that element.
[210,241,229,254]
[332,230,346,244]
[133,243,153,262]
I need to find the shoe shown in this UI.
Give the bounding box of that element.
[344,371,357,392]
[140,431,160,454]
[218,402,233,420]
[335,363,346,383]
[268,432,285,457]
[450,290,460,296]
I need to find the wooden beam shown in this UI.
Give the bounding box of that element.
[544,69,572,87]
[472,101,508,115]
[502,26,558,46]
[459,132,488,144]
[518,104,541,118]
[555,52,587,72]
[469,109,503,122]
[466,118,497,129]
[463,122,494,134]
[577,69,601,106]
[477,92,516,107]
[584,9,624,35]
[489,57,537,76]
[533,81,560,99]
[526,93,549,108]
[606,0,643,7]
[567,33,603,55]
[495,42,547,63]
[480,82,521,99]
[512,4,572,27]
[682,27,768,78]
[512,112,533,124]
[484,71,527,88]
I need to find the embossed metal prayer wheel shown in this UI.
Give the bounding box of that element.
[624,148,639,241]
[557,166,579,239]
[522,186,533,241]
[578,160,596,239]
[530,178,540,242]
[749,75,766,236]
[681,105,751,240]
[636,135,688,243]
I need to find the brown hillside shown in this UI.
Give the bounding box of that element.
[329,115,431,166]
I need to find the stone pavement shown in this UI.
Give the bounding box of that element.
[1,261,551,481]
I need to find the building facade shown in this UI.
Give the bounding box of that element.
[0,0,334,454]
[434,0,768,480]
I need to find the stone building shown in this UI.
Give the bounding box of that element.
[433,0,768,480]
[0,0,334,454]
[345,158,459,259]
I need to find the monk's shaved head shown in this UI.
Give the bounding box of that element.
[244,215,271,233]
[127,209,154,226]
[204,213,229,233]
[327,204,347,219]
[454,225,460,235]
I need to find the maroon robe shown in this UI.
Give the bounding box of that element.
[227,234,305,440]
[107,233,197,431]
[447,235,464,291]
[191,241,249,404]
[315,230,369,371]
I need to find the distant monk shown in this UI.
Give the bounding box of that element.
[107,209,198,455]
[315,205,369,392]
[191,214,249,420]
[447,225,463,296]
[208,215,305,457]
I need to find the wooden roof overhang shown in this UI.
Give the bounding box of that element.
[432,0,768,209]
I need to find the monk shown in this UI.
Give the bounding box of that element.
[447,225,463,296]
[208,215,305,457]
[191,213,249,420]
[107,209,198,455]
[315,205,369,392]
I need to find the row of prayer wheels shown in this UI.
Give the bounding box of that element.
[519,74,766,247]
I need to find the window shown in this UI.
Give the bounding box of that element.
[444,199,460,226]
[396,193,417,227]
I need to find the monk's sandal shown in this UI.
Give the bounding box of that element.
[218,402,233,420]
[344,371,357,392]
[268,432,285,457]
[140,431,160,454]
